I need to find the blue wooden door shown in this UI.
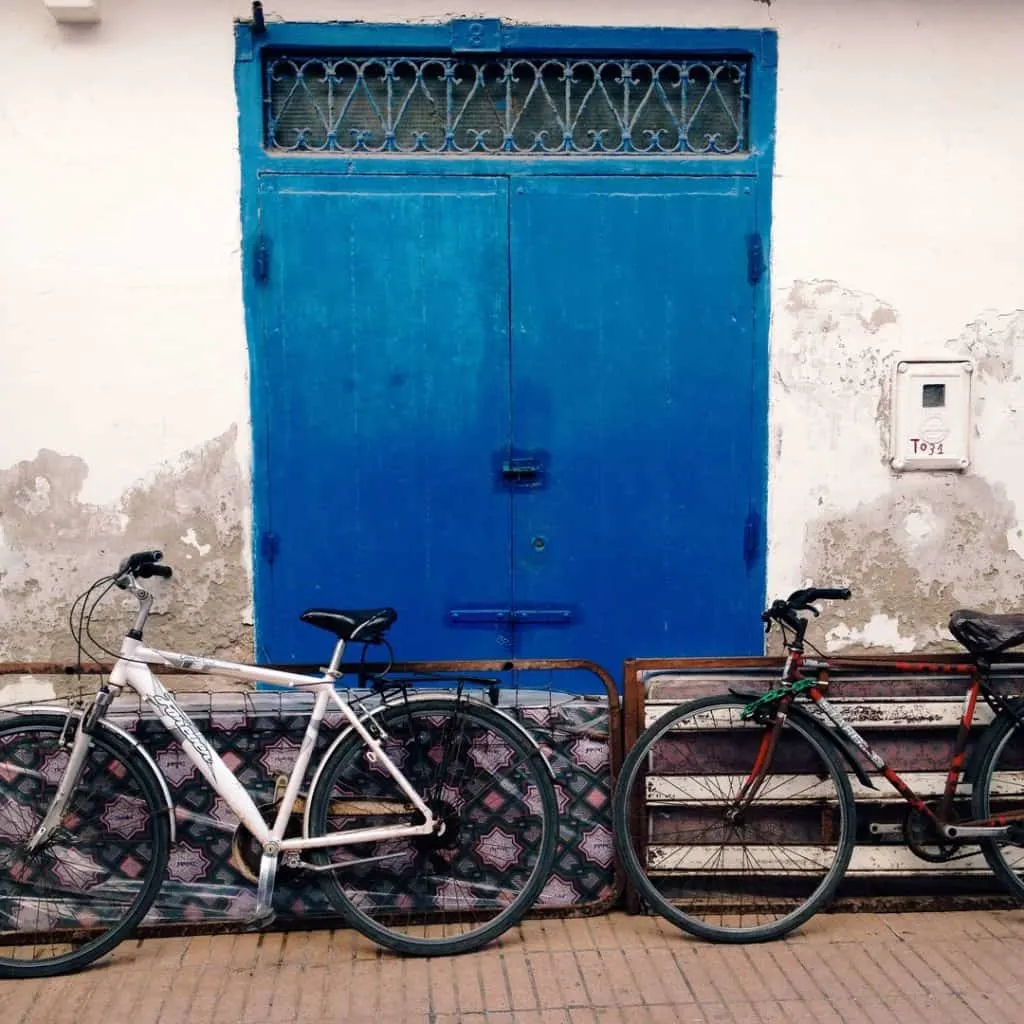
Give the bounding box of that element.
[508,178,763,665]
[256,176,512,662]
[255,174,764,676]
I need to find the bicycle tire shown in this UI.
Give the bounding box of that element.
[971,709,1024,899]
[613,693,856,942]
[0,712,170,978]
[306,695,558,956]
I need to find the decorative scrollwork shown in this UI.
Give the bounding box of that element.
[266,55,749,155]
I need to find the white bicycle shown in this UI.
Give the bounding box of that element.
[0,550,558,977]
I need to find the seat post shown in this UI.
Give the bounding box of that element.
[327,638,347,676]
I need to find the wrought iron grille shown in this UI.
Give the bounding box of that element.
[266,55,749,155]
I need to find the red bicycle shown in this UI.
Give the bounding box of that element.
[613,586,1024,941]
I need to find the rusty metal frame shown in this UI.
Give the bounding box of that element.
[1,655,625,918]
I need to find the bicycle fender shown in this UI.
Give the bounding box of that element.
[302,693,556,839]
[728,688,876,791]
[4,705,177,842]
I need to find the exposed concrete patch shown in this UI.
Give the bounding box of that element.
[774,284,1024,654]
[804,474,1024,653]
[0,672,252,708]
[0,676,58,705]
[0,427,251,674]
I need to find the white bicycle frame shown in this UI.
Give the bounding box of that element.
[106,638,437,854]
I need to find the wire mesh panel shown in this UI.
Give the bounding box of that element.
[266,55,749,155]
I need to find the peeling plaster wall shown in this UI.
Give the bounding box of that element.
[0,428,250,664]
[773,286,1024,651]
[2,0,1024,667]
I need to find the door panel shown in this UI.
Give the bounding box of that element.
[509,177,763,665]
[257,176,511,662]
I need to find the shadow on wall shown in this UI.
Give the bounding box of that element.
[0,426,250,664]
[774,281,1024,654]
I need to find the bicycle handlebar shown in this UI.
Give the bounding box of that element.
[785,587,851,611]
[761,586,851,640]
[115,550,173,587]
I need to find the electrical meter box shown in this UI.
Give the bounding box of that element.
[890,360,972,472]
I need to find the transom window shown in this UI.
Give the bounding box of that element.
[265,54,749,155]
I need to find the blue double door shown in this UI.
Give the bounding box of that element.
[255,173,765,678]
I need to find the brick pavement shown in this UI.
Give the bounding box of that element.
[3,910,1024,1023]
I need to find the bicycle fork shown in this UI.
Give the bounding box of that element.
[727,702,790,823]
[24,689,117,852]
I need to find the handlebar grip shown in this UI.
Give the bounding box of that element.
[138,563,173,580]
[781,586,852,612]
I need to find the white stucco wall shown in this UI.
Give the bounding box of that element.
[2,0,1023,662]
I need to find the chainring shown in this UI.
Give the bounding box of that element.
[903,803,959,863]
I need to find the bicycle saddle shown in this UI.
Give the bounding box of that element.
[949,609,1024,656]
[300,607,397,643]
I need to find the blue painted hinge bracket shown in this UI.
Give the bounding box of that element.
[743,508,761,570]
[260,531,280,565]
[747,233,765,285]
[253,235,270,285]
[451,19,502,53]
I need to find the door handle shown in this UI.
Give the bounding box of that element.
[501,459,541,486]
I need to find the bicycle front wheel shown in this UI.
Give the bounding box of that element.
[613,693,856,942]
[306,695,559,956]
[0,712,170,977]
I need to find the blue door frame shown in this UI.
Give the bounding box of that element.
[235,20,778,675]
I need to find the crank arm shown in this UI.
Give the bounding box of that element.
[942,823,1011,840]
[868,823,903,836]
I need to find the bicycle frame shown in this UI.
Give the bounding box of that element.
[34,635,436,859]
[746,649,1024,841]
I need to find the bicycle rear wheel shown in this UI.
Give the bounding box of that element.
[613,693,855,942]
[306,695,558,956]
[971,710,1024,898]
[0,712,169,977]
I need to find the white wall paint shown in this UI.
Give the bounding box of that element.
[2,0,1023,652]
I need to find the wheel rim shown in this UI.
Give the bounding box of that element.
[616,697,852,939]
[310,699,557,952]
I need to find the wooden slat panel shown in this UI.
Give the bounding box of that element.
[643,698,995,731]
[645,771,1024,803]
[646,844,1015,876]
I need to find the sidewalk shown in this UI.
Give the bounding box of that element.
[3,909,1023,1024]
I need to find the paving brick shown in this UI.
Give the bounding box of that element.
[402,957,431,1019]
[575,949,616,1008]
[613,947,674,1006]
[428,952,460,1016]
[504,950,540,1011]
[596,948,644,1006]
[565,916,596,951]
[672,947,730,1004]
[531,950,588,1008]
[644,946,697,1004]
[452,953,486,1014]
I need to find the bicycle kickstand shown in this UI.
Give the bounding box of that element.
[247,844,280,930]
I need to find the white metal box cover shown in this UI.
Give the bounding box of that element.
[890,360,972,471]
